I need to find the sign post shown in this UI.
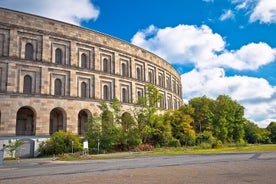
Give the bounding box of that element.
[83,140,88,155]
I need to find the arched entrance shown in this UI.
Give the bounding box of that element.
[78,109,91,135]
[49,108,66,135]
[16,107,36,136]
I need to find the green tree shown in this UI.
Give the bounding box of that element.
[134,84,163,144]
[211,95,245,143]
[267,122,276,143]
[119,112,141,150]
[244,121,260,144]
[85,113,102,153]
[98,100,119,153]
[163,105,195,146]
[189,96,214,134]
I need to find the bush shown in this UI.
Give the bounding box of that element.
[132,144,154,152]
[198,142,212,149]
[168,138,181,147]
[39,131,82,156]
[212,140,223,148]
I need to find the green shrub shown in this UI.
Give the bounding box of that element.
[39,131,82,155]
[168,138,181,147]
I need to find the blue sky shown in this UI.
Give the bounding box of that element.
[1,0,275,127]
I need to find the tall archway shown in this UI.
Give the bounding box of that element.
[23,75,32,94]
[81,53,87,68]
[81,82,87,98]
[16,107,36,136]
[78,109,91,135]
[49,108,66,135]
[25,43,33,60]
[55,48,62,64]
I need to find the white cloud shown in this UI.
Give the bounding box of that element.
[214,42,276,70]
[220,10,235,21]
[131,25,276,70]
[232,0,276,24]
[250,0,276,23]
[0,0,100,25]
[131,24,225,66]
[181,68,276,128]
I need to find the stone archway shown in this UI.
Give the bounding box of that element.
[16,107,36,136]
[78,109,91,135]
[49,108,66,135]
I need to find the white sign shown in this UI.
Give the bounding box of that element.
[83,140,88,149]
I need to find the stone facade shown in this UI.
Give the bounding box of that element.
[0,8,182,140]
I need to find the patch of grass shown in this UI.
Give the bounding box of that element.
[54,144,276,161]
[152,144,276,155]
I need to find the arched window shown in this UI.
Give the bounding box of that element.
[103,85,109,100]
[81,53,87,68]
[158,75,163,87]
[54,78,62,96]
[81,82,87,98]
[122,63,127,77]
[148,71,153,83]
[55,48,62,64]
[23,75,32,94]
[103,58,109,72]
[25,43,34,60]
[122,88,128,103]
[137,91,142,97]
[136,67,141,80]
[167,78,171,90]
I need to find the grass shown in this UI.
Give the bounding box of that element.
[152,144,276,155]
[49,144,276,161]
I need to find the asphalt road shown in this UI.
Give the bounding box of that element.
[0,151,276,184]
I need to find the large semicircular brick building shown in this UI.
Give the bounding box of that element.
[0,8,182,156]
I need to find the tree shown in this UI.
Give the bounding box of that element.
[267,122,276,143]
[211,95,245,143]
[164,105,195,146]
[120,112,141,150]
[85,113,102,153]
[189,96,214,134]
[98,100,119,153]
[244,121,270,144]
[134,84,163,144]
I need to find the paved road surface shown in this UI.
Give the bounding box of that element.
[0,152,276,184]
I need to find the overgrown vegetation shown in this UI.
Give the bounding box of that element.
[39,84,276,156]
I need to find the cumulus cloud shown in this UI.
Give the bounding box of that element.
[131,25,276,70]
[220,10,235,21]
[131,24,225,66]
[214,42,276,70]
[181,68,276,127]
[233,0,276,24]
[250,0,276,23]
[0,0,100,25]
